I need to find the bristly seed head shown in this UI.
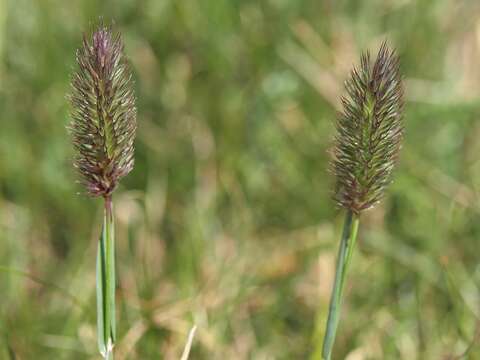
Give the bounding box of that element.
[331,42,404,213]
[68,24,136,198]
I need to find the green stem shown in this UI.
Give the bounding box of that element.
[97,196,116,359]
[321,210,360,360]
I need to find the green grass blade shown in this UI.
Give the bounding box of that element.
[106,200,116,344]
[96,198,116,359]
[96,215,107,356]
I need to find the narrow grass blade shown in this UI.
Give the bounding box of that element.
[180,325,197,360]
[96,226,106,356]
[321,210,359,360]
[97,198,116,359]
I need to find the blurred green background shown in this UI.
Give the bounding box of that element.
[1,0,480,358]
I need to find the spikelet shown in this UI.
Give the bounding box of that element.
[69,25,136,198]
[331,42,404,213]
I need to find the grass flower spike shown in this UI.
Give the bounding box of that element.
[331,42,404,213]
[70,26,136,198]
[321,42,404,360]
[69,24,136,359]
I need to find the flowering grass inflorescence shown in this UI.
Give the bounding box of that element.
[321,42,404,360]
[69,25,136,198]
[331,42,404,213]
[68,24,136,359]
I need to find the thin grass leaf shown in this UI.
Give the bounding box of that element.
[96,201,116,358]
[96,225,106,356]
[180,325,197,360]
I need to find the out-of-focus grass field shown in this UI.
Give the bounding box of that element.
[1,0,480,359]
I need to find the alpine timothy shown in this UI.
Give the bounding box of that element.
[321,42,404,360]
[68,23,136,359]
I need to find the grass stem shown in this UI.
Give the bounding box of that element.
[321,210,359,360]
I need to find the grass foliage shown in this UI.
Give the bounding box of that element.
[1,0,480,358]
